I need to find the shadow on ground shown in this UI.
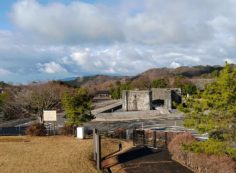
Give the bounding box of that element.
[102,149,120,160]
[103,146,193,173]
[117,146,158,163]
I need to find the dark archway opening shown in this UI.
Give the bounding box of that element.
[152,99,165,108]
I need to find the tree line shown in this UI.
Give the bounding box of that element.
[0,82,93,126]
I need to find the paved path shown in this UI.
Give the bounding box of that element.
[102,147,193,173]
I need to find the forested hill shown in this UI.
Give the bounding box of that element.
[60,65,223,92]
[61,75,130,88]
[135,65,223,79]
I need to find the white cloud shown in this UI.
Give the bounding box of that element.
[224,58,235,64]
[124,0,215,45]
[10,0,124,44]
[61,56,71,65]
[67,45,157,75]
[0,68,12,76]
[37,62,67,74]
[71,52,89,66]
[169,62,181,69]
[1,0,236,83]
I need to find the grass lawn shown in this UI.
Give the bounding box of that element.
[0,136,131,173]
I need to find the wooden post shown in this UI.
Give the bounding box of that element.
[142,130,145,146]
[53,123,55,135]
[133,129,136,146]
[165,132,168,148]
[153,131,156,148]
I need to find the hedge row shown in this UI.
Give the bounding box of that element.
[168,133,236,173]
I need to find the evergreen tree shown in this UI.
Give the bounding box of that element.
[110,82,132,99]
[181,83,197,96]
[183,63,236,141]
[173,77,197,96]
[151,78,168,88]
[62,88,94,126]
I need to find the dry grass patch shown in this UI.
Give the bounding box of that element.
[101,138,132,158]
[0,136,29,142]
[0,136,131,173]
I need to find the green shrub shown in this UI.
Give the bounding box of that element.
[182,140,236,159]
[209,129,225,141]
[26,123,46,136]
[226,147,236,160]
[168,133,236,173]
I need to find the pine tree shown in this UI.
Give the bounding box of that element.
[62,88,94,126]
[151,78,168,88]
[183,63,236,141]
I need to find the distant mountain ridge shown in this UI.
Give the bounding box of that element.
[135,65,222,79]
[62,75,130,87]
[60,77,77,81]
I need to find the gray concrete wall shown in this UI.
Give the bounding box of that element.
[122,90,152,111]
[151,88,182,110]
[151,88,172,109]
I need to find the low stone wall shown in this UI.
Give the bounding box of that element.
[94,110,183,121]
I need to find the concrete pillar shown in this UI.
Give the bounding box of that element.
[122,90,128,111]
[126,91,129,111]
[93,128,101,170]
[93,129,97,161]
[96,134,101,170]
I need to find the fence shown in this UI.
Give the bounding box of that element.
[94,128,184,149]
[133,129,184,149]
[98,128,132,140]
[0,126,27,136]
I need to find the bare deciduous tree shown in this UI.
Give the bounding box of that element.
[2,82,73,121]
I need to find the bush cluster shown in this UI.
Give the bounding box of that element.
[168,133,236,173]
[182,140,236,160]
[26,123,46,136]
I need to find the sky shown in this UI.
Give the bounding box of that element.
[0,0,236,83]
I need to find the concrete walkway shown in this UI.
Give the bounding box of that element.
[91,101,122,116]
